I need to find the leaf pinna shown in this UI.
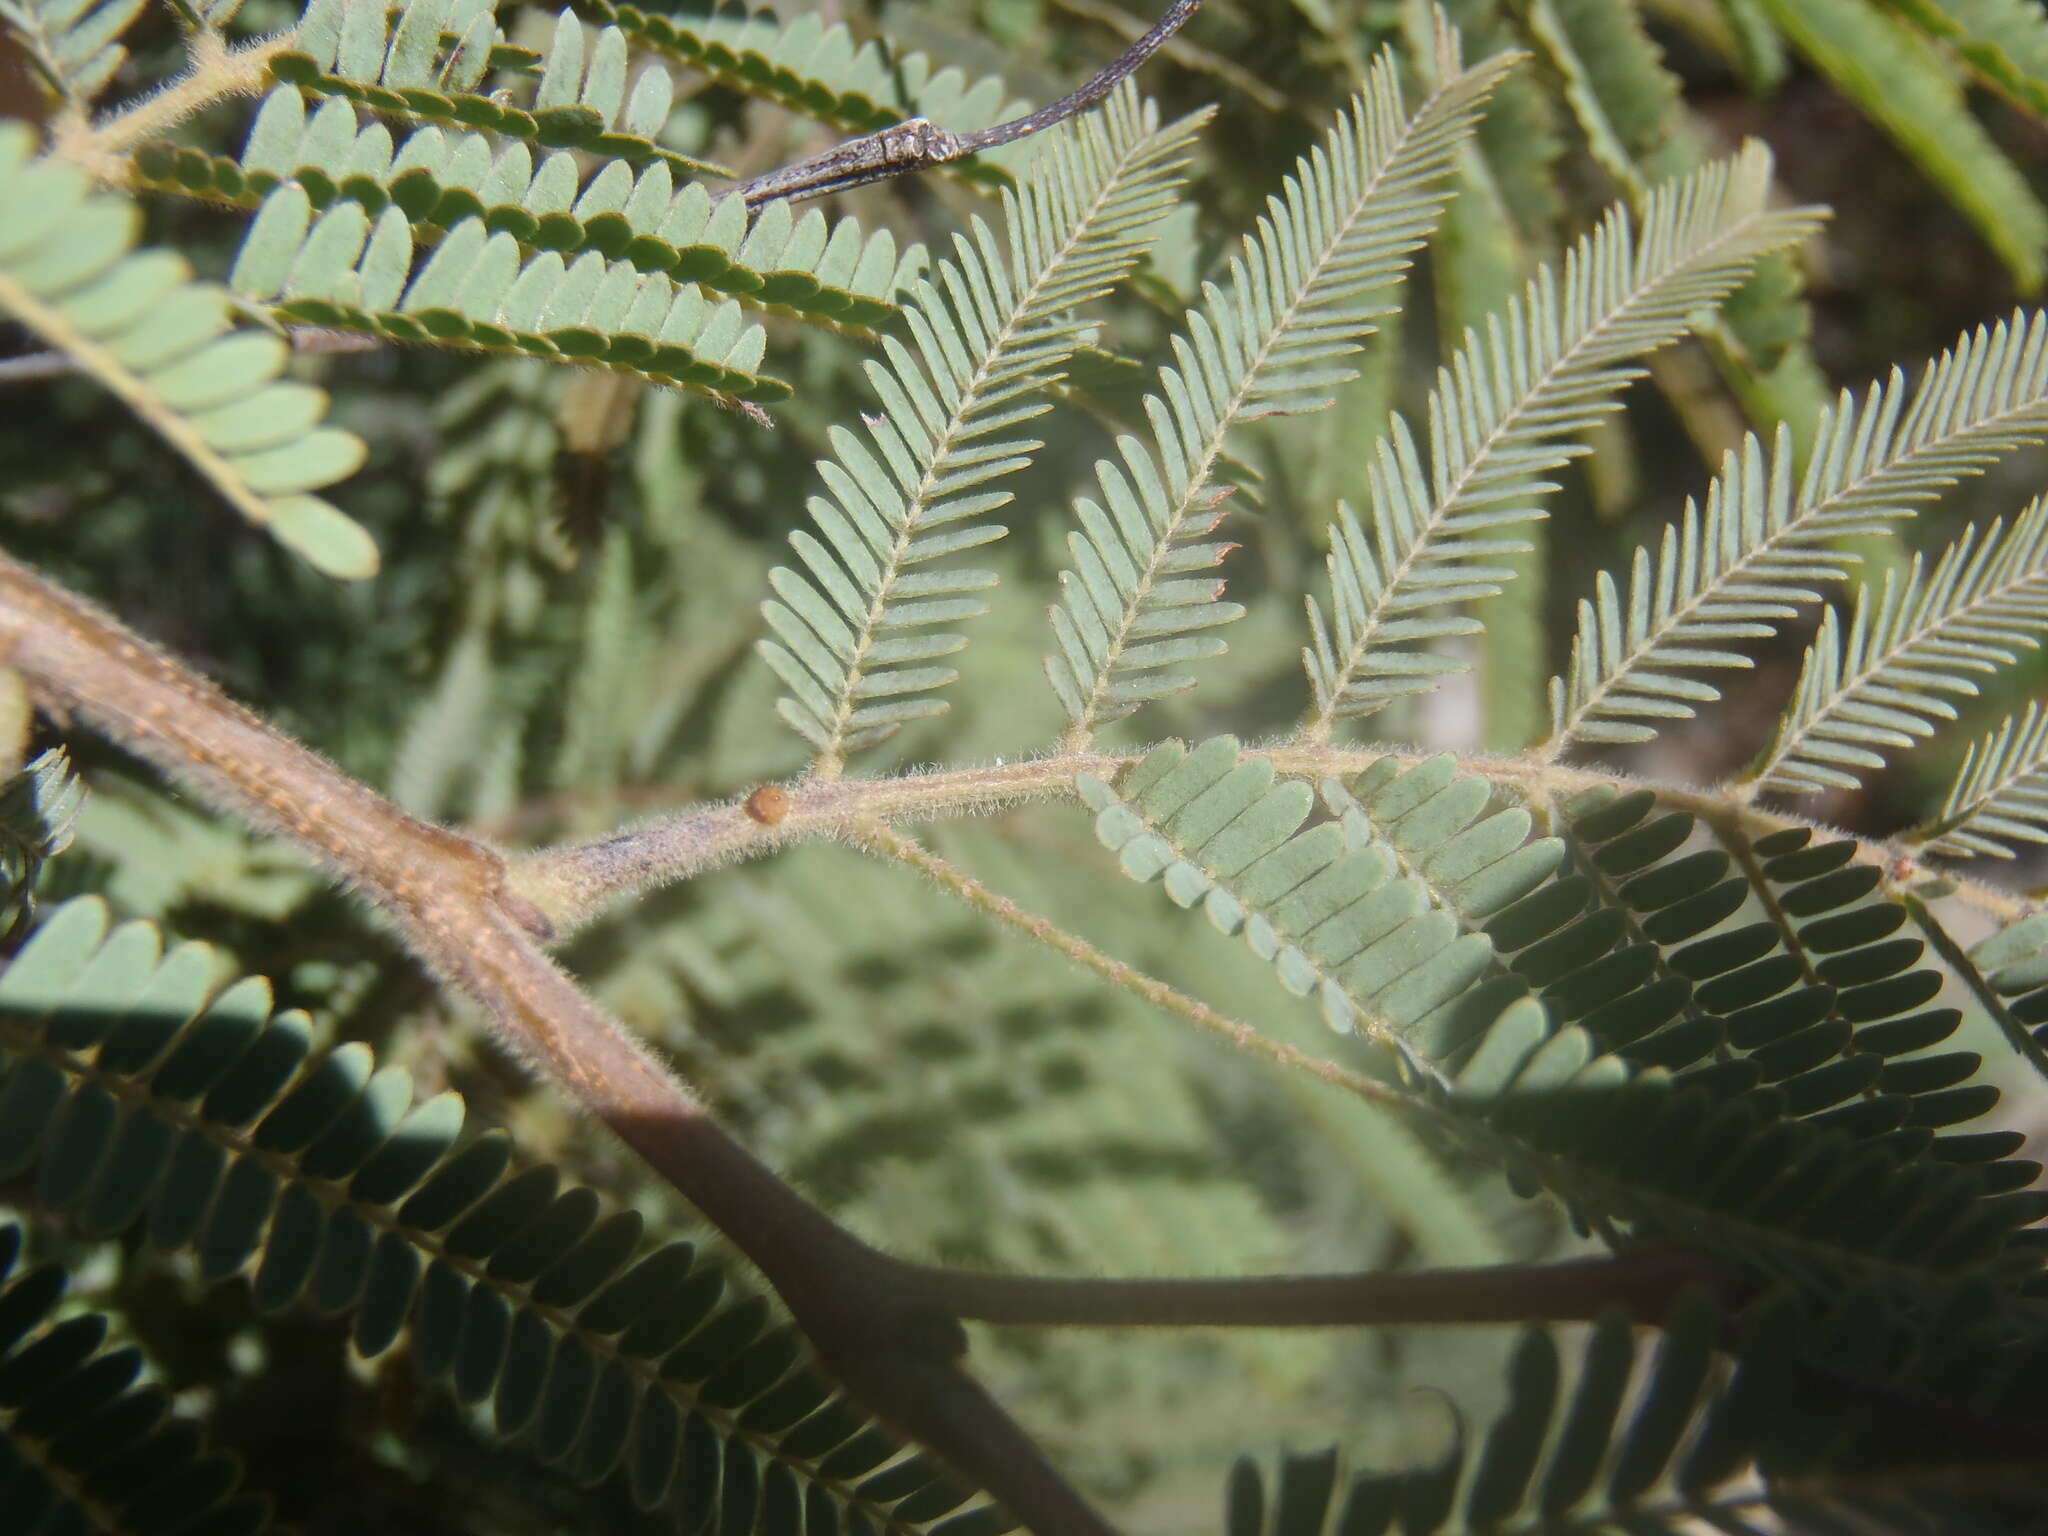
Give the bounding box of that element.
[1302,141,1824,738]
[0,124,375,578]
[1047,20,1520,740]
[760,85,1208,765]
[0,897,1001,1535]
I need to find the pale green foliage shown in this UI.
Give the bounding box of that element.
[144,85,921,330]
[1303,142,1821,735]
[1751,0,2048,287]
[1517,0,1691,194]
[1077,737,1561,1057]
[758,86,1209,759]
[1889,0,2048,115]
[275,0,733,176]
[1751,498,2048,796]
[1547,310,2048,752]
[1915,700,2048,858]
[228,184,789,403]
[0,125,375,577]
[0,0,147,108]
[1045,22,1519,739]
[16,2,2048,1531]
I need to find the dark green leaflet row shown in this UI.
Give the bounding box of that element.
[270,0,723,179]
[1083,741,2048,1292]
[228,188,792,404]
[1220,1285,2048,1536]
[133,87,916,331]
[1488,790,2020,1152]
[0,898,1010,1536]
[0,1224,270,1536]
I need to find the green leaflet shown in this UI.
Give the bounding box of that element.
[0,0,148,108]
[1046,20,1520,739]
[1518,0,1692,195]
[0,125,375,578]
[1974,912,2048,1072]
[1301,141,1824,736]
[1547,310,2048,754]
[1887,0,2048,117]
[0,749,80,934]
[0,1227,272,1536]
[229,190,788,403]
[272,0,729,180]
[758,86,1209,762]
[1749,496,2048,796]
[1913,699,2048,858]
[0,897,999,1535]
[1224,1286,2048,1535]
[134,86,922,331]
[1077,737,1556,1059]
[1753,0,2048,288]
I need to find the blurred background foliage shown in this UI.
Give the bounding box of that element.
[3,0,2047,1531]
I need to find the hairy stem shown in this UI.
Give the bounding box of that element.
[0,550,1117,1536]
[51,30,296,186]
[513,745,2038,933]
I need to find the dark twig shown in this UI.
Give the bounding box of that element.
[919,1247,1732,1329]
[734,0,1201,206]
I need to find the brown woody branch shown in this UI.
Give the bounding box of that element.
[0,551,1734,1533]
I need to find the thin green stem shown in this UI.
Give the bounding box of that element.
[853,819,1412,1107]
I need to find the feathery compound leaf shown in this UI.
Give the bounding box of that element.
[1046,20,1519,740]
[229,192,788,403]
[142,87,921,331]
[1753,0,2048,287]
[0,0,146,108]
[0,1229,274,1536]
[0,749,80,933]
[1076,737,1539,1062]
[1302,142,1821,737]
[1749,497,2048,796]
[1547,309,2048,753]
[272,0,728,180]
[0,127,375,578]
[1913,699,2048,857]
[0,898,1001,1534]
[1222,1302,1771,1536]
[1890,0,2048,115]
[759,87,1207,762]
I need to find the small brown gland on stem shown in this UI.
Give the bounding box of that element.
[744,784,792,825]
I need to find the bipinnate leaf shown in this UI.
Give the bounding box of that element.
[1913,699,2048,858]
[1547,309,2048,754]
[1749,496,2048,796]
[0,126,374,577]
[759,86,1209,763]
[1302,141,1824,736]
[1046,18,1520,740]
